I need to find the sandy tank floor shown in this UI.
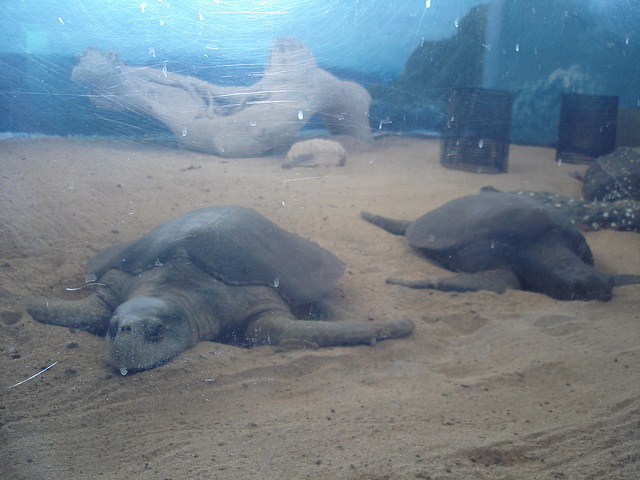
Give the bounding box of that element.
[0,136,639,479]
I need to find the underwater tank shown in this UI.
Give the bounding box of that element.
[1,1,639,478]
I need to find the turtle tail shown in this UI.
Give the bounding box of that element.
[360,211,410,236]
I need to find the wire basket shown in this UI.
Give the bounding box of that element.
[441,87,513,173]
[556,93,618,164]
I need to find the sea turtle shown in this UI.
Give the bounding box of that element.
[361,191,640,301]
[480,186,640,232]
[5,206,414,374]
[581,147,640,202]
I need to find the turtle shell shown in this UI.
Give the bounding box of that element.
[405,192,594,273]
[582,147,640,202]
[86,206,344,305]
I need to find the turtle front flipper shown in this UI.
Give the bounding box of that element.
[612,274,640,287]
[12,269,132,335]
[386,269,520,294]
[245,311,414,347]
[24,294,113,335]
[513,239,614,301]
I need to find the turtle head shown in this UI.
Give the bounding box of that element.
[532,259,614,301]
[105,296,192,374]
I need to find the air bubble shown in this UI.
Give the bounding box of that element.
[478,139,483,148]
[182,127,188,136]
[272,278,280,288]
[298,110,304,120]
[120,368,128,376]
[249,120,257,126]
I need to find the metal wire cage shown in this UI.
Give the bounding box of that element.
[556,93,618,164]
[441,87,513,173]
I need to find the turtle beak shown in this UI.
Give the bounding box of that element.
[104,297,190,373]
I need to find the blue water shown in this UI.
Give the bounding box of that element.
[0,0,638,145]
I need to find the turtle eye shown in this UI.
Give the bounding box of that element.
[145,323,167,343]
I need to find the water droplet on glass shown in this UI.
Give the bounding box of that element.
[182,126,188,136]
[298,110,304,120]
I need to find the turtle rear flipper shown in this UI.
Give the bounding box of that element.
[361,211,411,236]
[613,274,640,287]
[386,269,520,294]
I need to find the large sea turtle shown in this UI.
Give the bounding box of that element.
[480,186,640,232]
[5,207,413,374]
[361,191,640,301]
[581,147,640,202]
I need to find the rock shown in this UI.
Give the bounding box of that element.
[282,139,347,169]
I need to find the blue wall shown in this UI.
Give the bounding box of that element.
[0,0,483,78]
[1,0,639,145]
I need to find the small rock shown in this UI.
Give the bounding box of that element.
[282,139,346,169]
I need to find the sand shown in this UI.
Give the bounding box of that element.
[0,136,639,479]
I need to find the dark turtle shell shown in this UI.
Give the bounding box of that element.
[86,206,344,305]
[405,192,594,273]
[582,147,640,202]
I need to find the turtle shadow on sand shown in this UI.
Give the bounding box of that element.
[2,207,413,375]
[362,191,640,301]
